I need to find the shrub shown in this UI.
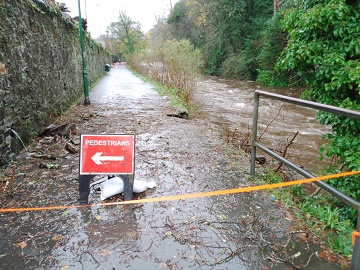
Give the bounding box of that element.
[130,39,203,105]
[219,54,249,80]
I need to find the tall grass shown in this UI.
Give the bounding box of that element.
[129,39,203,107]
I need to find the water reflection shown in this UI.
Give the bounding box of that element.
[50,205,140,269]
[90,66,156,105]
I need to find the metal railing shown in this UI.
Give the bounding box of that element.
[250,90,360,270]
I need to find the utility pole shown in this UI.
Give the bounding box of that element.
[78,0,90,105]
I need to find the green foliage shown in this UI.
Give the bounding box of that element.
[251,169,283,185]
[202,0,246,74]
[300,199,350,231]
[326,232,353,258]
[157,85,189,113]
[299,196,354,258]
[261,171,282,184]
[108,11,144,60]
[255,166,355,258]
[167,1,184,24]
[276,0,360,184]
[257,14,290,86]
[258,15,285,71]
[263,179,355,258]
[166,0,275,78]
[167,0,204,49]
[220,54,249,79]
[256,70,289,87]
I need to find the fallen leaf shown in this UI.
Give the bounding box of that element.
[327,255,338,262]
[16,241,27,249]
[128,231,138,238]
[52,235,63,241]
[297,233,308,241]
[317,250,338,262]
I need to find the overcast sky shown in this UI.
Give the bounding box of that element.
[60,0,178,38]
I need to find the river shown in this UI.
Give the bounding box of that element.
[195,76,333,176]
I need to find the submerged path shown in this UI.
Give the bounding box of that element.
[0,64,343,269]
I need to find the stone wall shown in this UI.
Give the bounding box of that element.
[0,0,112,166]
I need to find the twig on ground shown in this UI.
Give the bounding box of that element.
[3,181,9,191]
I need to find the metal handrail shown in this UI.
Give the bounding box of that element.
[250,90,360,270]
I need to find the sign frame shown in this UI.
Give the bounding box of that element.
[79,134,135,175]
[78,133,136,203]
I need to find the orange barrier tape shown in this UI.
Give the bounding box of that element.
[352,230,360,246]
[1,170,360,213]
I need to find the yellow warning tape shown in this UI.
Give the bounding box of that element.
[1,170,359,213]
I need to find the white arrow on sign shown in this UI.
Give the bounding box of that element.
[91,152,124,165]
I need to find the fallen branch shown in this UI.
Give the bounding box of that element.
[274,131,299,173]
[257,105,284,141]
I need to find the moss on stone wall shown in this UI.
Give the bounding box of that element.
[0,0,112,166]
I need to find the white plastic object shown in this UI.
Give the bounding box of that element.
[100,177,124,200]
[89,176,108,189]
[133,180,156,193]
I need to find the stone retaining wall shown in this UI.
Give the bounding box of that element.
[0,0,112,166]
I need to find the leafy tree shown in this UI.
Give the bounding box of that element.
[164,0,276,78]
[108,12,145,60]
[240,0,275,79]
[202,0,248,75]
[276,0,360,209]
[198,0,274,78]
[257,14,289,86]
[167,0,204,49]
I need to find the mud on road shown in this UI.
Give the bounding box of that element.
[0,66,343,269]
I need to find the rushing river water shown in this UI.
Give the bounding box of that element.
[195,76,332,175]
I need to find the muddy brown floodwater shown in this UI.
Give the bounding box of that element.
[0,65,345,269]
[195,76,332,175]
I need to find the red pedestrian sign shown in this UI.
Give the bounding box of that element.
[79,134,135,175]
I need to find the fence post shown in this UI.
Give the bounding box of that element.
[351,212,360,270]
[250,91,259,176]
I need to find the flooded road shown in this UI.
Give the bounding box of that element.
[195,76,332,174]
[0,67,344,270]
